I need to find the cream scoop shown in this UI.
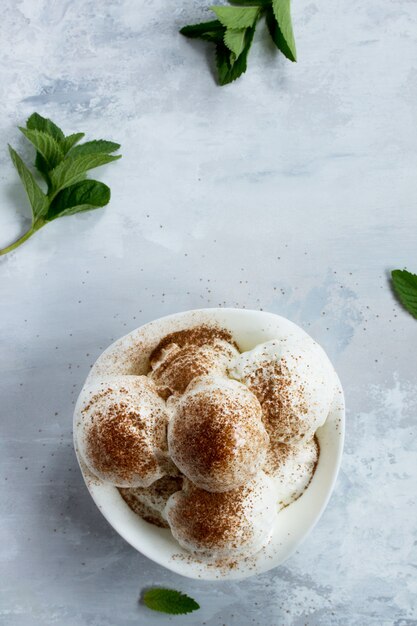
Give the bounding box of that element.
[167,376,269,492]
[164,471,278,559]
[150,340,239,397]
[264,438,319,509]
[75,375,169,488]
[230,337,336,445]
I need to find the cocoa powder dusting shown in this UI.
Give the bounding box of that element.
[150,325,238,364]
[263,442,293,475]
[85,396,157,482]
[170,482,252,549]
[82,386,129,415]
[246,357,309,443]
[171,386,266,488]
[151,343,233,395]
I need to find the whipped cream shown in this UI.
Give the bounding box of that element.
[164,471,278,559]
[150,338,239,396]
[75,375,168,488]
[119,475,183,528]
[230,337,336,444]
[264,438,319,508]
[167,375,269,492]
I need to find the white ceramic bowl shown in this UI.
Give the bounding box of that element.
[74,308,345,581]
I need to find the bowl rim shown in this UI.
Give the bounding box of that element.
[73,307,345,581]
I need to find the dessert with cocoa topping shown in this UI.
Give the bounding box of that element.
[76,376,169,487]
[165,472,276,558]
[74,323,337,562]
[167,376,268,492]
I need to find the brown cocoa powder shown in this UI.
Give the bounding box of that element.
[85,395,158,482]
[150,325,238,364]
[169,481,252,549]
[170,385,267,489]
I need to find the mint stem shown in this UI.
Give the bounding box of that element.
[0,224,39,256]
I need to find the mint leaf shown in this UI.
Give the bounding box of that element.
[216,24,256,85]
[143,589,199,615]
[19,128,65,171]
[8,145,49,220]
[269,0,297,62]
[26,114,66,182]
[34,152,50,183]
[391,270,417,319]
[26,113,65,144]
[228,0,270,5]
[49,153,121,197]
[46,179,110,220]
[68,140,121,158]
[211,6,260,29]
[224,28,247,58]
[1,113,121,256]
[63,132,85,154]
[180,20,225,43]
[181,0,296,84]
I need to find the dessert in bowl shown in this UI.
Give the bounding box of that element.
[74,308,344,580]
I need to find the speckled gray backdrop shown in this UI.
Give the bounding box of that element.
[1,0,416,624]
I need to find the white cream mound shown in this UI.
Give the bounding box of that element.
[74,375,169,488]
[150,339,239,396]
[230,337,336,444]
[164,471,278,559]
[167,376,269,492]
[264,438,319,509]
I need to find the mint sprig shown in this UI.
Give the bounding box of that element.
[0,113,121,256]
[267,0,297,61]
[392,269,417,319]
[142,588,200,615]
[180,0,296,85]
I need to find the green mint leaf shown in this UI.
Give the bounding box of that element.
[49,153,121,196]
[63,133,85,154]
[180,0,297,84]
[143,589,199,615]
[211,6,260,29]
[26,112,65,144]
[8,145,49,221]
[46,179,110,220]
[68,140,121,158]
[1,114,122,256]
[34,152,50,182]
[25,115,67,182]
[216,24,256,85]
[269,0,297,62]
[180,20,225,43]
[391,270,417,319]
[19,128,65,171]
[228,0,270,5]
[224,28,247,58]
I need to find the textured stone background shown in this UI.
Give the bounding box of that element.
[1,0,416,624]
